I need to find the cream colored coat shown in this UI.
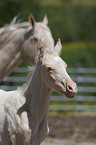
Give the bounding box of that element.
[0,40,77,145]
[0,15,54,82]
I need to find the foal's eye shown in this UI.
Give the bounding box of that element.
[46,67,52,72]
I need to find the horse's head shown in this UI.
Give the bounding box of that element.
[23,14,54,63]
[29,14,54,50]
[37,39,77,98]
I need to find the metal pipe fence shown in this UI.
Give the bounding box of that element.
[0,67,96,112]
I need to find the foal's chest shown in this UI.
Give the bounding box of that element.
[7,111,32,145]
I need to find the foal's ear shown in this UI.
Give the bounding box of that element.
[29,14,35,29]
[37,40,44,59]
[42,15,48,25]
[54,38,62,55]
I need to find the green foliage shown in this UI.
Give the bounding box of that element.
[39,4,96,43]
[0,0,96,67]
[0,1,96,43]
[61,42,96,67]
[0,0,41,26]
[0,0,21,26]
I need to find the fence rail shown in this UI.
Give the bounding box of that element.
[0,67,96,112]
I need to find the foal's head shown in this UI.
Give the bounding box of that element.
[37,39,77,98]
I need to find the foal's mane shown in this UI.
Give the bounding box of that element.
[19,65,36,90]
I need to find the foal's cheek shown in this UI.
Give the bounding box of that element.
[50,74,56,80]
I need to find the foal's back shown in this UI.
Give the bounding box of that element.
[0,89,19,129]
[0,89,27,145]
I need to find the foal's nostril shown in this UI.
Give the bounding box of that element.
[67,81,77,94]
[68,85,73,91]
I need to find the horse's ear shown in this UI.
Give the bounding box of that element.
[54,38,62,55]
[29,14,35,29]
[42,15,48,25]
[37,40,44,60]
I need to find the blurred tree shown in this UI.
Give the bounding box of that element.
[0,0,41,26]
[0,0,21,25]
[20,0,41,20]
[0,0,96,43]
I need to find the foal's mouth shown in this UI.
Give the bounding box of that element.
[60,89,77,98]
[65,82,77,98]
[59,81,77,98]
[65,91,76,98]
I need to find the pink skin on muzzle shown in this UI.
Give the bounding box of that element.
[65,80,77,98]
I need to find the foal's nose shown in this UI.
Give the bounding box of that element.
[67,80,77,94]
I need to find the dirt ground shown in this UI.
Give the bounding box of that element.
[47,114,96,143]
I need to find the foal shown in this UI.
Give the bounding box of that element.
[0,39,77,145]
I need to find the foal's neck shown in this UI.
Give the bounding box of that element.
[24,61,52,122]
